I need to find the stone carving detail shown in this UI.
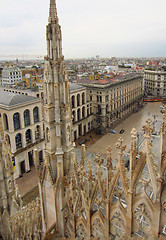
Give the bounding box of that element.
[92,218,103,239]
[61,109,166,239]
[8,198,42,240]
[76,223,87,240]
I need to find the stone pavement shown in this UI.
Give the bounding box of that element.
[16,166,38,197]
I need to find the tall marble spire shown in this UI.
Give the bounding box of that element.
[49,0,58,23]
[37,0,73,235]
[46,0,62,60]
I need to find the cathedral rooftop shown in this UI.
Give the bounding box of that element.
[0,92,39,108]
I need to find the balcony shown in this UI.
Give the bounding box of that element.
[13,138,45,157]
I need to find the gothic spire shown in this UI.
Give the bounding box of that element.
[49,0,58,23]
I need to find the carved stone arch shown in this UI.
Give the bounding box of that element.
[110,210,126,238]
[91,214,104,239]
[110,205,126,227]
[135,181,144,195]
[145,182,155,202]
[133,202,153,238]
[76,217,87,239]
[133,196,153,220]
[65,217,74,238]
[91,211,105,225]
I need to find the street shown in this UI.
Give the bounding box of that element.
[88,102,164,159]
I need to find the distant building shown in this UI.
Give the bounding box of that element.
[21,67,44,88]
[2,68,22,86]
[144,70,166,97]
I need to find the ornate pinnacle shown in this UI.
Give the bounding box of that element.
[94,153,104,166]
[131,128,137,139]
[131,128,137,151]
[115,137,126,155]
[77,165,85,186]
[87,160,93,182]
[106,146,112,169]
[142,119,154,137]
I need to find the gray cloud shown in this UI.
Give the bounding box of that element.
[0,0,166,58]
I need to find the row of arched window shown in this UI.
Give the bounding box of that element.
[72,105,92,122]
[13,126,40,150]
[71,93,85,108]
[3,107,39,131]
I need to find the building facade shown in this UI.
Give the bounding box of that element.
[79,73,143,129]
[70,83,94,141]
[0,74,143,143]
[144,69,166,97]
[0,92,44,179]
[2,68,22,86]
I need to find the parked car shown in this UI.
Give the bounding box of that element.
[119,129,125,134]
[109,129,116,134]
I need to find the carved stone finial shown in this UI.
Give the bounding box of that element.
[115,137,126,155]
[131,128,137,152]
[106,146,112,169]
[77,165,85,186]
[131,128,137,139]
[142,119,154,137]
[94,153,104,166]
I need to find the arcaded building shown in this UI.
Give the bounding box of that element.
[70,82,93,141]
[0,92,44,179]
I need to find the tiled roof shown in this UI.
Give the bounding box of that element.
[0,92,38,107]
[69,82,85,91]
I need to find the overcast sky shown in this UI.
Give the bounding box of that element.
[0,0,166,58]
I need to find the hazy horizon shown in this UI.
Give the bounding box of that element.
[0,0,166,59]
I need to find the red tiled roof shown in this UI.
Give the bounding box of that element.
[110,78,116,82]
[99,79,109,84]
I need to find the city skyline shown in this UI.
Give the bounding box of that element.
[0,0,166,59]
